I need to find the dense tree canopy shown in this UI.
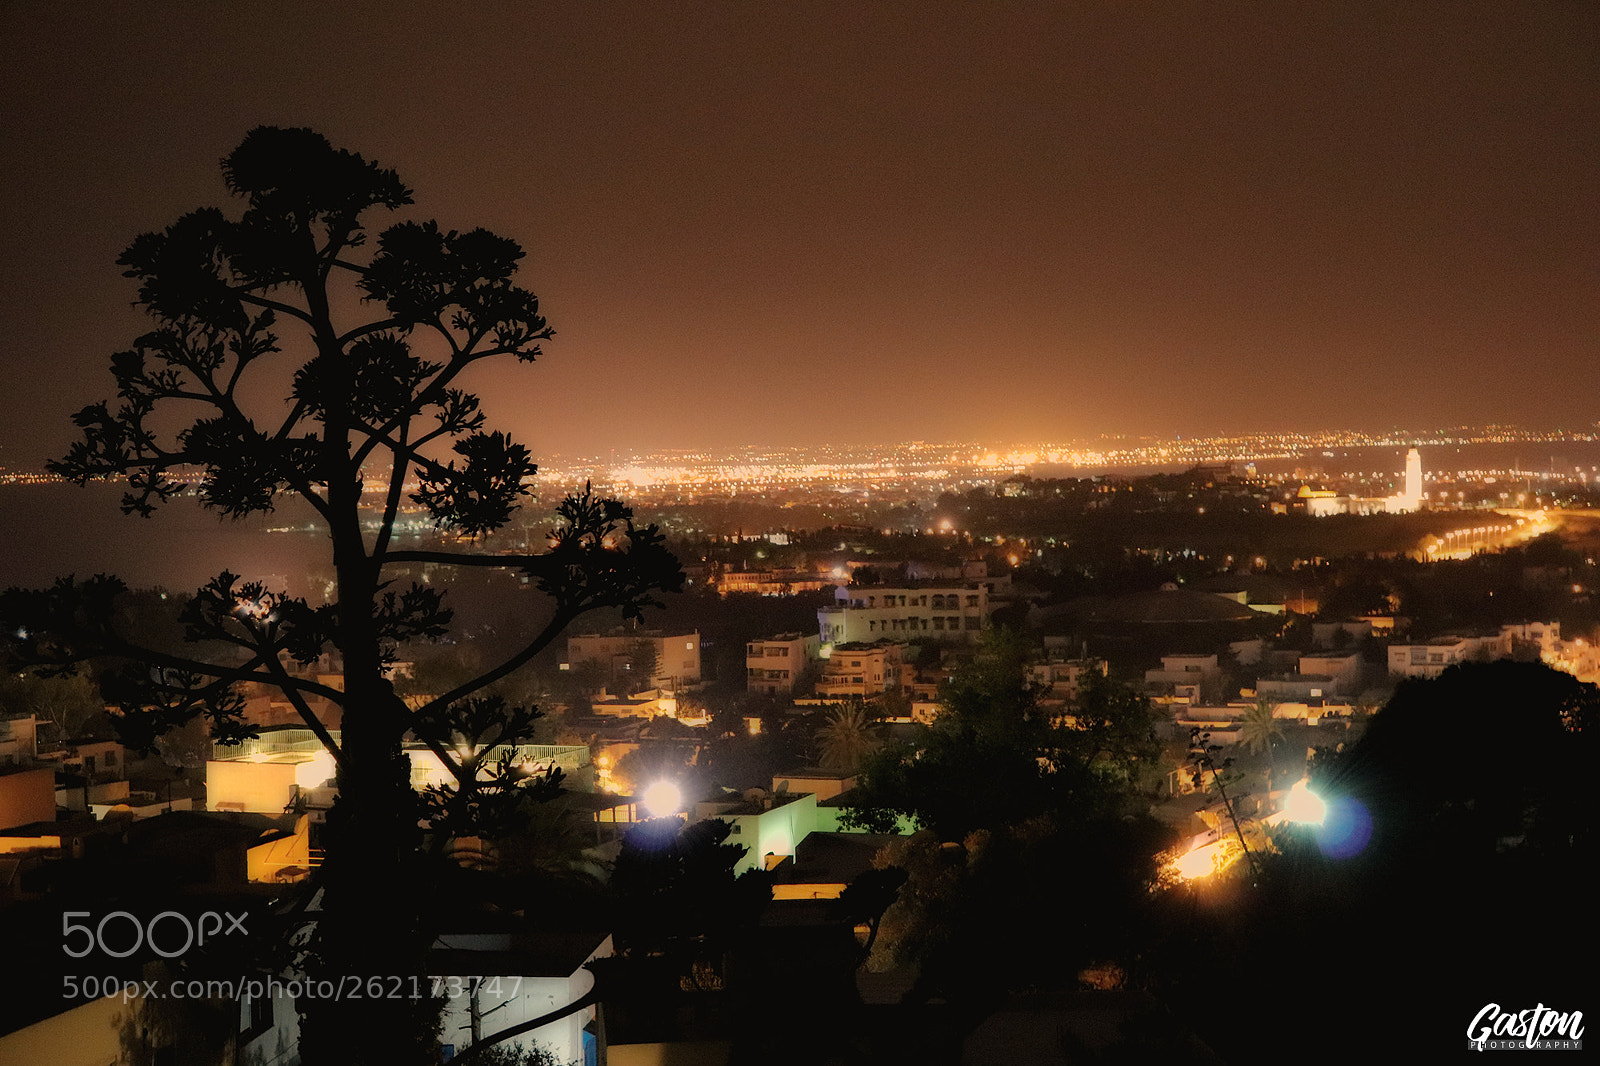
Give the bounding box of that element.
[843,634,1162,837]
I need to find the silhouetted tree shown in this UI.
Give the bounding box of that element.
[836,864,908,963]
[864,813,1164,1009]
[608,817,771,990]
[1237,700,1286,800]
[815,699,881,771]
[1,127,681,1066]
[0,670,103,742]
[624,637,660,688]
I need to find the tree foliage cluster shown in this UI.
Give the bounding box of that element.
[842,634,1162,838]
[823,634,1171,1008]
[605,817,772,996]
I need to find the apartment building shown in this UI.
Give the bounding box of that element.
[746,632,821,695]
[1028,658,1108,703]
[1387,633,1512,679]
[815,641,908,699]
[817,584,990,646]
[565,629,702,689]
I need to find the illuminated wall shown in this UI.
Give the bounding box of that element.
[206,759,301,813]
[0,766,55,829]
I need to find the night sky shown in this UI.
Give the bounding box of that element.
[0,1,1594,465]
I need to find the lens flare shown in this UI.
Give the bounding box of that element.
[1313,796,1373,859]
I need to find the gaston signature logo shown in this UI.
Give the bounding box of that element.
[1467,1003,1584,1051]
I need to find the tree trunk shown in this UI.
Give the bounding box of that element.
[297,465,439,1063]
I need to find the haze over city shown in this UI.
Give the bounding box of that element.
[0,7,1594,1064]
[1,1,1594,467]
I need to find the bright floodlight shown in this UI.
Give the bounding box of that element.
[642,780,682,819]
[1173,843,1221,881]
[1284,780,1327,826]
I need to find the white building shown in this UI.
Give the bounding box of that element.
[1144,654,1222,703]
[0,715,39,767]
[431,929,610,1065]
[1297,651,1362,696]
[817,585,990,646]
[565,629,701,690]
[1393,447,1423,512]
[1501,621,1560,657]
[1302,447,1425,516]
[1028,658,1108,703]
[693,791,821,874]
[1387,633,1512,678]
[746,632,821,695]
[816,640,908,699]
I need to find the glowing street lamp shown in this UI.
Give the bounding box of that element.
[642,780,682,820]
[1283,779,1326,826]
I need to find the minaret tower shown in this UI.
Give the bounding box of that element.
[1404,448,1422,509]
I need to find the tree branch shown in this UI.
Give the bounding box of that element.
[233,289,316,327]
[371,433,411,563]
[102,642,349,704]
[414,609,577,719]
[351,353,472,469]
[258,650,345,764]
[447,986,599,1066]
[334,317,408,348]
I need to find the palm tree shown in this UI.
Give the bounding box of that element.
[817,702,881,771]
[1238,701,1287,807]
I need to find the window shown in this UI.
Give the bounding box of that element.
[933,617,945,630]
[965,617,980,630]
[966,595,979,607]
[241,990,273,1040]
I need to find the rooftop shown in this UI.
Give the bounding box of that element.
[705,791,812,817]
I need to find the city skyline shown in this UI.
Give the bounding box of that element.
[5,417,1598,480]
[1,2,1595,465]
